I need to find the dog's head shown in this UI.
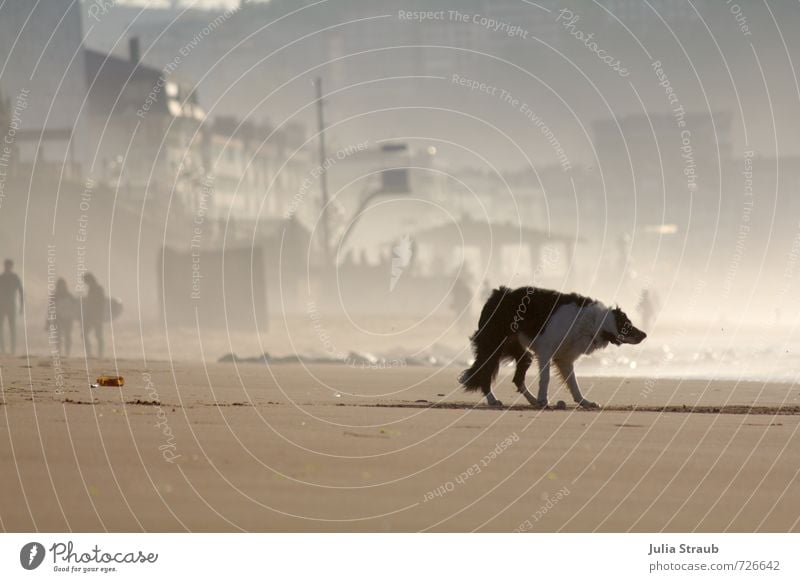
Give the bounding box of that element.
[603,307,647,346]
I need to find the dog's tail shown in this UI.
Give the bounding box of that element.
[459,286,514,392]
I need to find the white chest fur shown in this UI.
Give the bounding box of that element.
[522,302,613,359]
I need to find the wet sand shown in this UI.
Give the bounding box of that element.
[1,356,799,532]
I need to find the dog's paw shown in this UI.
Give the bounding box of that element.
[485,394,504,407]
[531,399,549,409]
[578,399,599,410]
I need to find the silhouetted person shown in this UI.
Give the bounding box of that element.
[637,288,659,331]
[0,259,23,355]
[81,273,106,358]
[45,278,77,357]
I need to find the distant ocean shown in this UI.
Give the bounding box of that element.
[576,326,800,384]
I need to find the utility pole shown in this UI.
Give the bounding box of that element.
[314,77,331,265]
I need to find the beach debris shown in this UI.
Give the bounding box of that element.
[555,400,567,410]
[346,351,379,367]
[127,399,161,406]
[343,430,388,439]
[63,398,98,405]
[218,352,271,364]
[95,375,124,387]
[216,348,459,367]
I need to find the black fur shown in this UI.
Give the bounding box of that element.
[459,286,598,396]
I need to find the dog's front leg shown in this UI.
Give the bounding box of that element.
[555,359,598,409]
[534,356,551,408]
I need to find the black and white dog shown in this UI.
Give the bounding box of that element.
[459,286,647,409]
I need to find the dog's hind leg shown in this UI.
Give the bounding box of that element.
[460,286,516,407]
[459,341,505,406]
[505,338,538,406]
[485,391,502,406]
[482,346,505,406]
[554,359,598,409]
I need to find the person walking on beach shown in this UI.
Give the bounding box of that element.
[45,278,78,357]
[0,259,23,355]
[637,288,659,331]
[450,269,473,333]
[81,272,106,358]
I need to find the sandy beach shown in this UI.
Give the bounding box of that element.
[1,356,799,532]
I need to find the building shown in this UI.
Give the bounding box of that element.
[0,0,89,176]
[413,215,579,286]
[84,38,206,211]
